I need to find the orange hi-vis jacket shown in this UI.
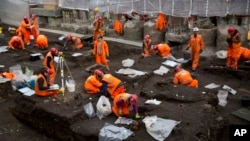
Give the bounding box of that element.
[102,74,125,99]
[239,47,250,60]
[187,34,204,70]
[8,36,25,49]
[84,74,103,94]
[0,72,15,79]
[30,18,39,41]
[35,74,57,96]
[231,32,241,49]
[19,19,31,44]
[93,20,104,40]
[70,36,83,49]
[43,52,56,85]
[155,12,167,31]
[93,39,109,65]
[112,93,131,117]
[142,39,152,57]
[230,47,250,69]
[157,43,171,57]
[36,34,48,49]
[113,19,123,35]
[173,69,198,88]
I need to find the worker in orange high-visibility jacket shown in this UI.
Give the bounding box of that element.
[35,68,58,97]
[18,16,31,45]
[42,48,58,85]
[226,26,242,70]
[93,16,104,40]
[112,93,141,119]
[93,35,110,71]
[173,65,198,88]
[113,19,123,35]
[186,27,204,71]
[230,47,250,70]
[94,69,125,99]
[65,34,83,50]
[30,14,39,43]
[155,12,167,31]
[153,43,175,59]
[84,70,103,94]
[36,34,48,49]
[0,72,15,79]
[8,36,25,50]
[141,34,153,57]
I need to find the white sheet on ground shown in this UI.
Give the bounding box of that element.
[72,53,83,57]
[204,83,221,89]
[162,60,180,68]
[115,68,147,78]
[222,85,237,95]
[175,58,189,63]
[114,117,133,125]
[145,99,162,105]
[0,46,9,53]
[216,50,227,59]
[153,66,169,75]
[217,90,228,107]
[17,87,35,96]
[143,116,180,141]
[122,58,135,67]
[99,122,133,141]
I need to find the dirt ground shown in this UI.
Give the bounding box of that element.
[0,23,250,141]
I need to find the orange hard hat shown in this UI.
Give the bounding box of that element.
[94,69,103,76]
[130,94,138,105]
[144,34,150,39]
[228,26,235,35]
[50,47,58,55]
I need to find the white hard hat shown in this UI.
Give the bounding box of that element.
[193,27,199,32]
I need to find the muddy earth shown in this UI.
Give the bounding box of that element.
[0,24,250,141]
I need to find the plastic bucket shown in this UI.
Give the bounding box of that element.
[66,79,75,92]
[240,95,250,107]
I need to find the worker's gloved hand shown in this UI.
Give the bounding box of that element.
[118,109,123,116]
[200,49,203,53]
[135,113,141,119]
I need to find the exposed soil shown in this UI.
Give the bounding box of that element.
[0,23,250,141]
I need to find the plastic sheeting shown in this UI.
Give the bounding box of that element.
[58,0,250,17]
[0,0,29,26]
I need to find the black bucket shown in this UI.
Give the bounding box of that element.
[240,95,250,107]
[183,53,191,60]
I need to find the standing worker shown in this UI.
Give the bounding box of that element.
[18,16,31,46]
[186,27,204,71]
[93,35,110,71]
[36,34,48,49]
[43,47,58,85]
[94,69,125,99]
[93,16,104,40]
[35,68,58,97]
[64,34,83,50]
[226,26,242,70]
[8,36,25,50]
[173,65,198,88]
[30,14,39,45]
[141,34,153,57]
[84,69,103,94]
[112,93,140,119]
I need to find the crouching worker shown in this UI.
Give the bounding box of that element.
[112,93,141,119]
[141,34,153,57]
[94,69,125,99]
[153,43,176,60]
[8,36,25,50]
[36,34,48,49]
[64,34,83,50]
[173,65,198,88]
[84,69,103,94]
[35,68,58,97]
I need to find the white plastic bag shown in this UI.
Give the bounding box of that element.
[96,96,112,119]
[84,102,96,118]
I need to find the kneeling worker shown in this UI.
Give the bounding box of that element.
[112,93,140,119]
[153,42,176,60]
[84,69,103,94]
[64,34,83,50]
[8,36,25,50]
[36,34,48,49]
[35,68,58,97]
[173,65,198,88]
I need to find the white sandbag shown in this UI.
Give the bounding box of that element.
[153,66,169,75]
[216,50,227,59]
[96,96,112,120]
[115,68,147,78]
[84,102,96,118]
[122,58,135,67]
